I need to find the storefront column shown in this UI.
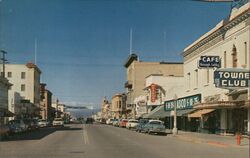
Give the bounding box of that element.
[248,108,250,133]
[220,109,227,135]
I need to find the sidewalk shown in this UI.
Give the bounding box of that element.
[168,130,250,148]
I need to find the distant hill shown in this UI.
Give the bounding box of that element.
[67,108,101,118]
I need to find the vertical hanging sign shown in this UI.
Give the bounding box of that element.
[151,84,157,103]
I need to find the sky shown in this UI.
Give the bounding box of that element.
[0,0,232,109]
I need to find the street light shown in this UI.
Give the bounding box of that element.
[172,94,178,135]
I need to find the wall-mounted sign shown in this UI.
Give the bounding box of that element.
[198,56,221,68]
[151,84,158,103]
[164,94,201,111]
[214,68,250,89]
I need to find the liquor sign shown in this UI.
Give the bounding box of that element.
[198,56,221,68]
[164,94,201,111]
[214,68,250,89]
[151,84,158,103]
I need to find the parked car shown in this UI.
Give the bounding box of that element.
[85,117,94,124]
[136,119,149,133]
[0,124,10,139]
[52,118,64,127]
[12,119,28,132]
[106,118,114,125]
[119,119,128,128]
[8,120,23,134]
[112,119,119,126]
[23,119,37,131]
[38,119,49,128]
[141,120,166,135]
[126,119,138,129]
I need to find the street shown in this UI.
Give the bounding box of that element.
[0,124,249,158]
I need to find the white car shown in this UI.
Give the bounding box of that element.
[126,119,138,129]
[38,119,49,127]
[52,118,64,127]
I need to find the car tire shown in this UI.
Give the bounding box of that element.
[147,130,151,135]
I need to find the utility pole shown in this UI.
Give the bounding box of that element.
[0,50,7,78]
[173,94,178,135]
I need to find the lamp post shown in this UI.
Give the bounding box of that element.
[172,94,178,135]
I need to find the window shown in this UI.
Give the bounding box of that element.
[206,69,209,84]
[244,42,247,65]
[21,72,26,79]
[224,51,227,68]
[21,84,25,91]
[187,72,190,90]
[194,69,198,88]
[232,45,237,68]
[7,72,12,78]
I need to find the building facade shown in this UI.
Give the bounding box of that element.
[182,2,250,135]
[0,76,12,124]
[40,83,53,121]
[124,54,183,118]
[5,63,41,118]
[111,93,126,119]
[101,97,111,120]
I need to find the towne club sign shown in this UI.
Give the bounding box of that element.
[198,56,221,68]
[164,94,201,111]
[214,68,250,89]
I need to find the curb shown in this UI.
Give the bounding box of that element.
[173,135,248,148]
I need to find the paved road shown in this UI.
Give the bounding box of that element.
[0,124,249,158]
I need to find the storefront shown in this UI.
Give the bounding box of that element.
[164,94,201,131]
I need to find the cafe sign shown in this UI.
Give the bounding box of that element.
[214,68,250,89]
[198,56,221,68]
[164,94,201,111]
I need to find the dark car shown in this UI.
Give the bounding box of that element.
[141,120,166,135]
[8,120,23,134]
[135,119,149,133]
[86,118,94,124]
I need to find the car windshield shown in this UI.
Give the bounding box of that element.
[150,121,163,125]
[129,120,138,123]
[1,1,249,158]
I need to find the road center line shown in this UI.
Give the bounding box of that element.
[83,124,90,145]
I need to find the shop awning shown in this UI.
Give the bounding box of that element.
[176,109,196,116]
[143,107,195,119]
[188,109,215,118]
[143,106,172,119]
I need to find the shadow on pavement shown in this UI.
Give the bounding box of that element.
[1,126,82,142]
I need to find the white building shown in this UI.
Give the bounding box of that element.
[0,76,12,123]
[144,74,184,110]
[5,63,41,118]
[182,2,250,134]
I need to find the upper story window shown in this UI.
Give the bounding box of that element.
[194,69,198,89]
[21,72,26,79]
[231,45,237,68]
[223,51,227,68]
[21,84,25,91]
[244,42,247,65]
[187,72,191,91]
[7,72,12,78]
